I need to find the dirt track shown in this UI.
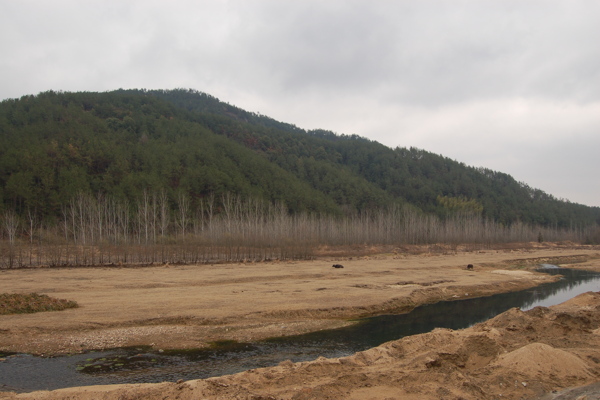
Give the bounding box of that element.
[1,244,600,399]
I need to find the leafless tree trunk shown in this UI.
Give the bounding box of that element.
[158,189,170,238]
[138,189,151,245]
[25,208,38,245]
[3,210,20,245]
[177,191,190,240]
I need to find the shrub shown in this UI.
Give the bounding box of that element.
[0,293,78,315]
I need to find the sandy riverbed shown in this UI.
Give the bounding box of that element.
[1,243,600,399]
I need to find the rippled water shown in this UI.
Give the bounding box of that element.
[1,266,599,393]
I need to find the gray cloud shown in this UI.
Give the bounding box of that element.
[1,0,599,206]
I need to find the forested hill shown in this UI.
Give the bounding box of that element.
[1,88,598,228]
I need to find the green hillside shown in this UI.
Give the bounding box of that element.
[1,89,598,229]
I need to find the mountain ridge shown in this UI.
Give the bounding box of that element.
[1,88,598,229]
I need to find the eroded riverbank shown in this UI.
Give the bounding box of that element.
[4,265,600,394]
[3,245,597,356]
[2,261,600,397]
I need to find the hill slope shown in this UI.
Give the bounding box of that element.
[0,89,598,228]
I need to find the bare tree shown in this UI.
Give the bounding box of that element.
[3,210,20,245]
[137,189,151,244]
[158,189,170,238]
[25,208,38,245]
[176,191,190,239]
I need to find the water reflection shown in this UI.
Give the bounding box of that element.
[286,267,600,351]
[2,267,599,392]
[521,268,600,309]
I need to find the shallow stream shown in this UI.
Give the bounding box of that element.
[1,266,599,393]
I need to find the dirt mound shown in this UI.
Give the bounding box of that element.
[552,291,600,312]
[492,342,593,379]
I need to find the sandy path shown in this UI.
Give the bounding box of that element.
[1,244,597,356]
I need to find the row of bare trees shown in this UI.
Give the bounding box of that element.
[0,192,596,268]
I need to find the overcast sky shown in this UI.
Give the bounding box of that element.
[1,0,599,207]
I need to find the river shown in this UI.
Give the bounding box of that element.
[1,266,599,393]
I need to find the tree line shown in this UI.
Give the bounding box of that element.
[1,191,597,268]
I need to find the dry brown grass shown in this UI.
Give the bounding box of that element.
[0,293,78,315]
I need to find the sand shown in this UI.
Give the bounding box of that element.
[1,243,600,399]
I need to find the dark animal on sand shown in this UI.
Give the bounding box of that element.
[467,264,474,270]
[332,264,344,269]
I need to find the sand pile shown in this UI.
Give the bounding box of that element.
[492,342,592,379]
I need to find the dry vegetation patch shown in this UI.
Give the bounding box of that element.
[0,293,78,315]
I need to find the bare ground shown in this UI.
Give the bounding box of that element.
[1,243,600,399]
